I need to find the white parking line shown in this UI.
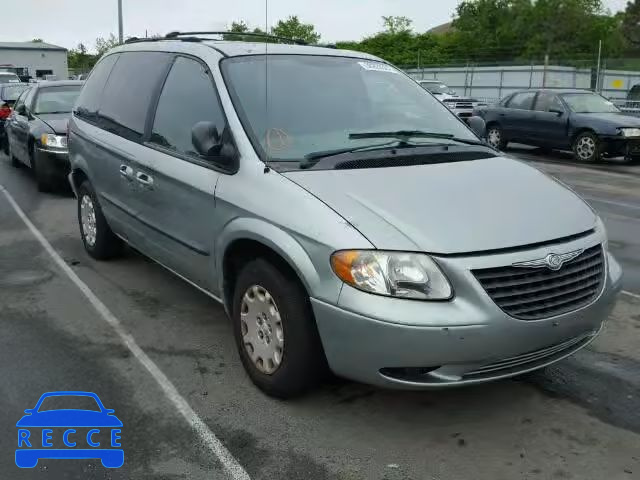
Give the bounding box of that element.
[623,290,640,301]
[0,185,250,480]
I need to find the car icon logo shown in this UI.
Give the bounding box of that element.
[15,391,123,468]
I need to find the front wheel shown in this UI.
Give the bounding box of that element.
[573,131,601,163]
[77,180,124,260]
[32,152,54,193]
[232,258,327,398]
[486,125,508,150]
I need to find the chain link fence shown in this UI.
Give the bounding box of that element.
[401,57,640,115]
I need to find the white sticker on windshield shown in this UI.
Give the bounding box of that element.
[358,61,399,74]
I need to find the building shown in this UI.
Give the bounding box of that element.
[0,42,68,81]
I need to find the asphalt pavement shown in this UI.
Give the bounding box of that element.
[1,150,639,480]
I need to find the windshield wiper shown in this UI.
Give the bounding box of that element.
[301,140,427,169]
[349,130,485,146]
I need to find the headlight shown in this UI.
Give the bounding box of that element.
[330,250,452,300]
[619,127,640,138]
[40,133,67,149]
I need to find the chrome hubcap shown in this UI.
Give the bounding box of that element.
[576,136,596,160]
[80,195,97,247]
[240,285,284,375]
[487,128,501,148]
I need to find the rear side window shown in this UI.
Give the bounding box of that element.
[534,92,564,112]
[150,56,226,160]
[75,54,119,121]
[507,92,536,110]
[99,52,172,142]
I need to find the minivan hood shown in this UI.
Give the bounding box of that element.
[37,113,70,134]
[283,157,596,254]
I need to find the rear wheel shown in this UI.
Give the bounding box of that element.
[232,258,327,398]
[572,131,601,163]
[487,124,507,150]
[77,180,124,260]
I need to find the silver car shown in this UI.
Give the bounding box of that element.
[68,34,623,398]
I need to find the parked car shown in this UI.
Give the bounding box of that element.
[6,80,83,191]
[476,88,640,163]
[69,36,621,398]
[0,71,21,84]
[419,79,487,120]
[0,83,30,153]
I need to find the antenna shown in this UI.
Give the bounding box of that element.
[264,0,270,171]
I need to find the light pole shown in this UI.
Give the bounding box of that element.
[118,0,123,44]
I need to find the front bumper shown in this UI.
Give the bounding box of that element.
[312,238,622,389]
[34,146,70,182]
[600,135,640,158]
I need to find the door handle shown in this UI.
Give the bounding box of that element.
[119,165,134,180]
[136,172,154,188]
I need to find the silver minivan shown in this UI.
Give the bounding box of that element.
[68,34,622,398]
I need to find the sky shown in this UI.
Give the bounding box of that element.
[0,0,630,52]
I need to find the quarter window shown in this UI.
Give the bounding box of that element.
[507,92,536,110]
[150,56,226,160]
[98,52,172,142]
[75,54,119,121]
[534,92,564,112]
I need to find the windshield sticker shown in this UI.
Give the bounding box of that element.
[358,61,399,74]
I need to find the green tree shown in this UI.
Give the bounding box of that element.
[382,16,413,34]
[68,43,97,73]
[95,33,120,57]
[271,15,320,44]
[622,0,640,46]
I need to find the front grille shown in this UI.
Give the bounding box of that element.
[473,245,604,320]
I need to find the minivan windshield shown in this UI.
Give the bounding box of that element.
[221,55,477,162]
[561,93,621,114]
[33,85,82,114]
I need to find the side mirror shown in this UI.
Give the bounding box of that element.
[24,409,34,414]
[15,104,26,116]
[467,116,486,139]
[192,121,222,158]
[549,108,564,116]
[105,409,115,414]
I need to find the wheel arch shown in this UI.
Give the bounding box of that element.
[217,218,323,316]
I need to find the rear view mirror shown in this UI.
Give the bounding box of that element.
[192,121,222,158]
[467,116,486,139]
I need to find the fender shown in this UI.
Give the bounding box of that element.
[215,217,324,303]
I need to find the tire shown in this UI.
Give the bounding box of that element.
[232,258,327,398]
[572,131,601,163]
[486,124,508,150]
[77,180,124,260]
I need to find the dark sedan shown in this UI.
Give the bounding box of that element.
[475,89,640,164]
[0,82,30,153]
[6,80,83,191]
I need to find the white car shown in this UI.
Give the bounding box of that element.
[419,80,487,120]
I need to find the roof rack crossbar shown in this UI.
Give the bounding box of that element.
[165,31,307,45]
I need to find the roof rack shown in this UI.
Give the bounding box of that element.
[164,31,308,45]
